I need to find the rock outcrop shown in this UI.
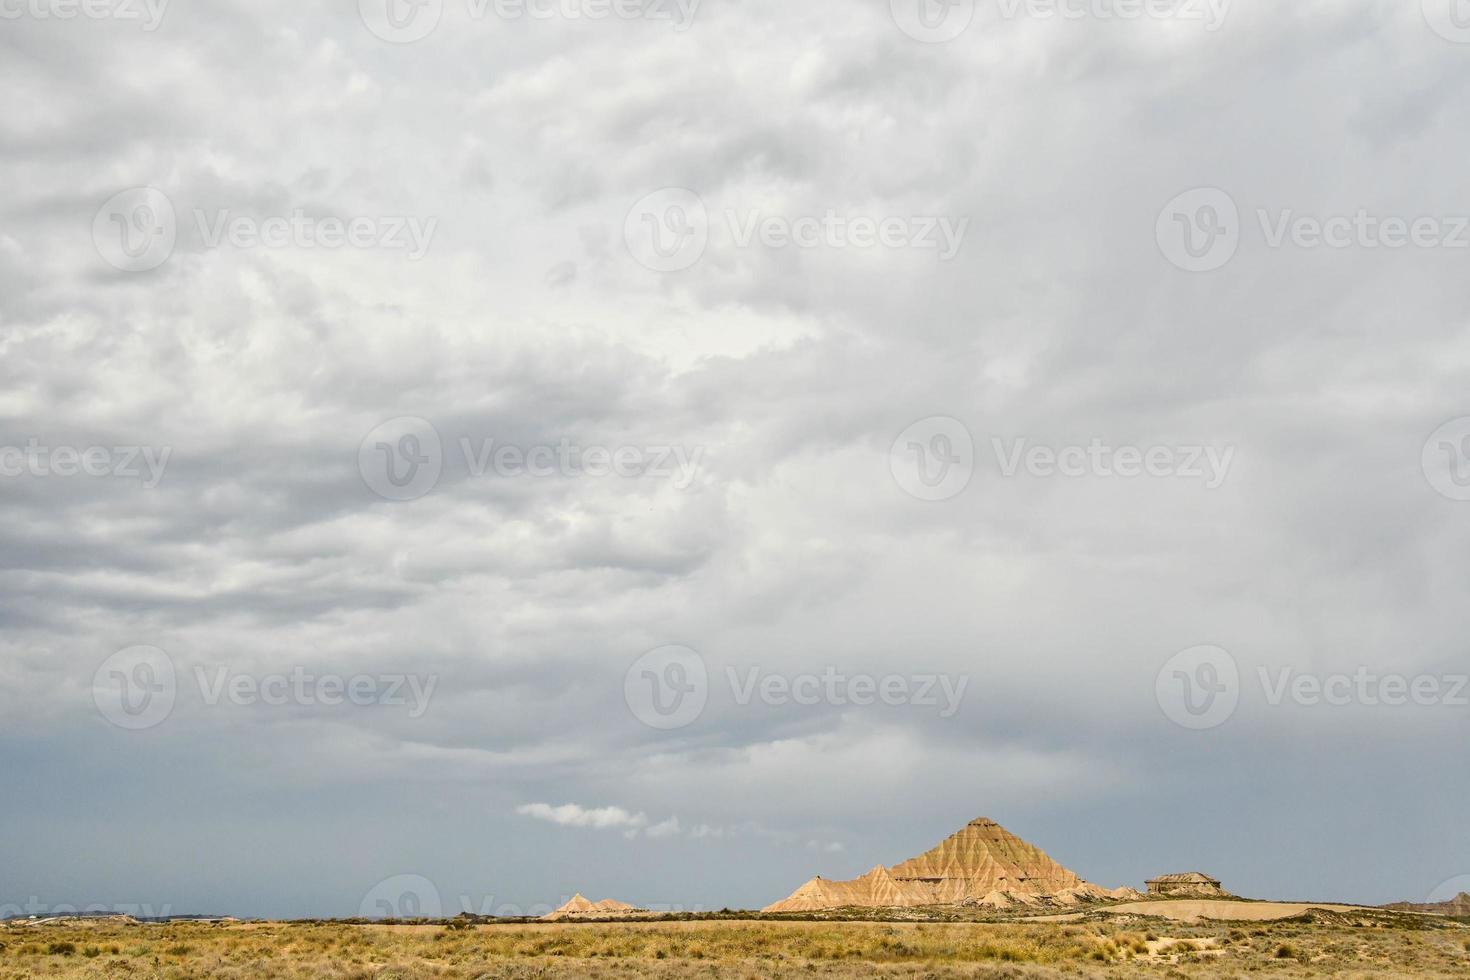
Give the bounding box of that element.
[763,816,1122,912]
[540,894,642,920]
[1383,892,1470,916]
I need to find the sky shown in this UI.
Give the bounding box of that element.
[2,0,1470,920]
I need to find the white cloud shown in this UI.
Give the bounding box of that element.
[645,816,682,839]
[516,803,649,831]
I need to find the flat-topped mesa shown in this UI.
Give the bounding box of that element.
[763,816,1106,913]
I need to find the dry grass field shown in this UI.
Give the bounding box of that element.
[2,909,1469,979]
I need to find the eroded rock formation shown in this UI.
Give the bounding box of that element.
[763,817,1134,912]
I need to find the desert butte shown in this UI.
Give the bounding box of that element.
[539,814,1462,924]
[761,816,1141,913]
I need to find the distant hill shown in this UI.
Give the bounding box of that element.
[763,816,1139,913]
[1383,892,1470,916]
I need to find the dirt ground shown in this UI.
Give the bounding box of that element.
[1054,899,1421,923]
[2,911,1468,978]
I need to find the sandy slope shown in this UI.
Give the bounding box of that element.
[1092,900,1392,922]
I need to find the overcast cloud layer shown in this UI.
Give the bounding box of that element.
[3,0,1469,919]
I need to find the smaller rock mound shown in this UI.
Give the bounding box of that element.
[540,894,645,921]
[1383,892,1470,916]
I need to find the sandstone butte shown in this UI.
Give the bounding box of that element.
[763,816,1141,913]
[540,894,642,921]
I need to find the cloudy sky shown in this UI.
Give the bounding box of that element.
[3,0,1470,919]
